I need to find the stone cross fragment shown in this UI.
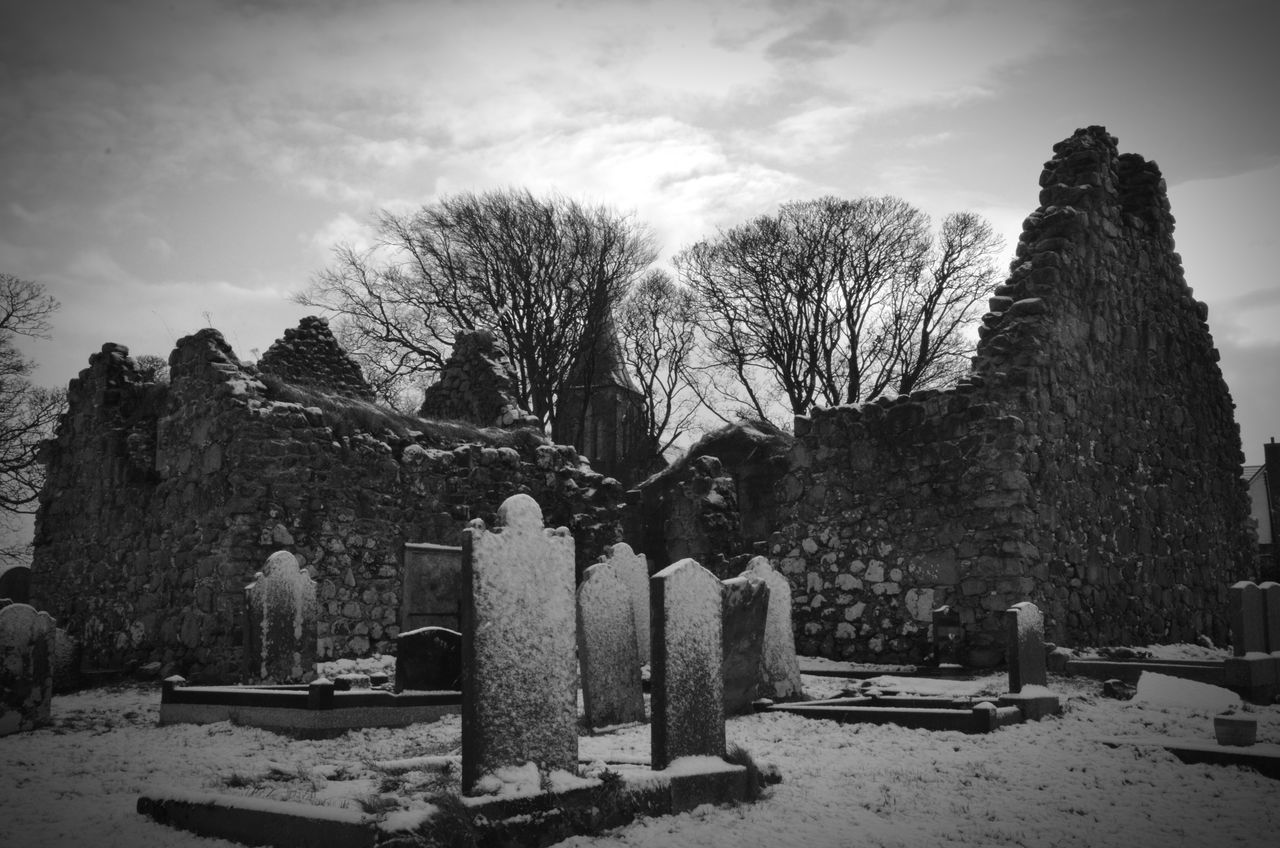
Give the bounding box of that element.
[461,494,577,794]
[1229,581,1266,656]
[651,558,725,769]
[577,560,646,728]
[244,551,318,684]
[1005,601,1047,693]
[741,556,802,700]
[0,603,56,736]
[721,572,770,715]
[605,542,651,666]
[1257,582,1280,654]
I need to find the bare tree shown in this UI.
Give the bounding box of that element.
[677,197,1002,424]
[298,189,657,435]
[1,274,65,564]
[615,269,700,458]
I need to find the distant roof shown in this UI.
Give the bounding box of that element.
[1243,464,1265,483]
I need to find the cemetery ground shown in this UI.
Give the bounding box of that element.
[2,649,1277,848]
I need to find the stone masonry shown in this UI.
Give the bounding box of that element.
[30,319,624,682]
[775,127,1254,664]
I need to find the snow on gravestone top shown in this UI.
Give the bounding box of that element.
[651,558,724,770]
[742,556,803,700]
[1229,581,1265,656]
[577,560,645,728]
[606,542,651,666]
[462,494,577,794]
[1005,601,1046,693]
[245,551,317,683]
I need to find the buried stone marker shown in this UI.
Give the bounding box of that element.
[742,556,803,700]
[721,571,770,715]
[462,494,577,794]
[577,559,646,728]
[651,558,725,769]
[244,551,318,684]
[0,603,56,736]
[1005,601,1047,693]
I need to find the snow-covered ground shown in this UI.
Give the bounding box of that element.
[2,656,1277,848]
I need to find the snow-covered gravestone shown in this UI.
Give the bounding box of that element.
[651,558,725,769]
[742,556,803,700]
[606,542,651,666]
[1229,581,1266,656]
[244,551,318,684]
[577,560,645,728]
[0,603,56,737]
[1005,601,1046,693]
[462,494,577,794]
[721,571,769,715]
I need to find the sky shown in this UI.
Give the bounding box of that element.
[2,0,1278,465]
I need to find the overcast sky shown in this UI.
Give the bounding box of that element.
[2,0,1277,464]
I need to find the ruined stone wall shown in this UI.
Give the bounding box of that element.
[776,127,1254,664]
[31,326,623,682]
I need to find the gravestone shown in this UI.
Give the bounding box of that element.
[0,603,56,736]
[1229,581,1265,655]
[721,571,769,715]
[605,542,651,666]
[742,556,802,700]
[1005,601,1047,693]
[244,551,318,684]
[577,560,645,728]
[462,494,577,794]
[0,565,31,605]
[395,626,462,691]
[651,558,725,769]
[1258,581,1280,653]
[401,543,463,632]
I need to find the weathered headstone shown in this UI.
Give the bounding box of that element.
[577,560,645,728]
[244,551,318,684]
[0,603,56,736]
[0,565,31,605]
[462,494,577,794]
[742,556,802,700]
[721,572,769,715]
[605,542,651,666]
[651,558,725,769]
[1229,580,1265,656]
[395,626,462,691]
[1005,601,1047,693]
[400,543,463,632]
[1258,581,1280,654]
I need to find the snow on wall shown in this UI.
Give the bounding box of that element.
[461,494,577,793]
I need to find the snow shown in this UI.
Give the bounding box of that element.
[1,654,1277,847]
[1131,672,1242,713]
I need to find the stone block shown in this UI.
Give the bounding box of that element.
[651,558,724,770]
[721,572,769,716]
[395,626,461,691]
[1005,601,1047,693]
[577,560,645,729]
[741,557,803,700]
[462,494,577,793]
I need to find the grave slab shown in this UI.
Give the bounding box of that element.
[1005,601,1047,693]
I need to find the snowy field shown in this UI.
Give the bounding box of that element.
[2,660,1277,848]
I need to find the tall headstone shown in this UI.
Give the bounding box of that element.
[395,626,462,691]
[651,558,725,769]
[0,603,56,736]
[462,494,577,794]
[577,560,645,728]
[606,542,651,666]
[244,551,318,684]
[742,556,803,699]
[1257,581,1280,654]
[1005,601,1047,693]
[1229,581,1265,655]
[721,572,769,715]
